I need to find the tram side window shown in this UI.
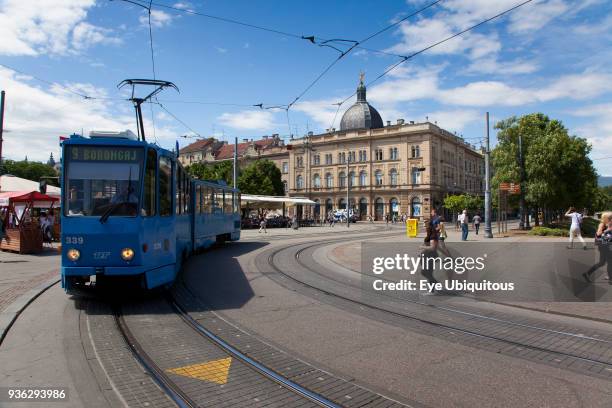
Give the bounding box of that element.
[176,167,182,215]
[184,175,190,214]
[202,187,211,213]
[213,188,223,214]
[143,148,157,216]
[223,191,232,213]
[195,185,201,214]
[159,156,172,217]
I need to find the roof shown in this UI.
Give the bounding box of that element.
[340,76,384,131]
[215,139,277,160]
[0,191,59,207]
[0,175,61,196]
[179,138,215,154]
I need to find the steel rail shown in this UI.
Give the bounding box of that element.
[264,238,612,369]
[170,299,342,408]
[114,308,197,408]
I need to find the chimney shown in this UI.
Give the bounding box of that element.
[409,120,414,124]
[242,138,248,142]
[397,119,404,125]
[386,121,391,126]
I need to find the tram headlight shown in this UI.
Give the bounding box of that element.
[67,248,80,261]
[121,247,135,262]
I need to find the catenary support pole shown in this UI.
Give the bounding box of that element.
[346,154,350,228]
[484,112,493,238]
[233,137,238,190]
[0,91,5,167]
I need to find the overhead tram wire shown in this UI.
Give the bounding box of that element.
[336,0,535,110]
[153,101,202,138]
[285,0,442,110]
[113,0,414,59]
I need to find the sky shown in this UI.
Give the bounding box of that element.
[0,0,611,175]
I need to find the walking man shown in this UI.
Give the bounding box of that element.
[473,213,482,235]
[565,206,586,249]
[459,209,469,241]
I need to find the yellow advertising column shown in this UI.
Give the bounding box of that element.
[406,219,418,238]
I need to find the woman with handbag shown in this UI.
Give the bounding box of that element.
[583,212,612,284]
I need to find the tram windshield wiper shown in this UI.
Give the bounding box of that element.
[99,201,128,224]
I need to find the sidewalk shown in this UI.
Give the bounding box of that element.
[0,248,60,342]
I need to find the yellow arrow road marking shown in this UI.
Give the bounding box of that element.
[166,357,232,385]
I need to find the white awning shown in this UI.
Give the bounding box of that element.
[241,194,317,209]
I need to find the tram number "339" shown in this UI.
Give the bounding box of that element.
[65,236,84,245]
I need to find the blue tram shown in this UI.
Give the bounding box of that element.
[60,130,240,292]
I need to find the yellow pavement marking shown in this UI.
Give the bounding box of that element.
[166,357,232,385]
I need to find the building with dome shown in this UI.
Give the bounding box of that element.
[178,74,484,221]
[286,75,485,221]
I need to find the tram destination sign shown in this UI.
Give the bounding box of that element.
[68,146,142,162]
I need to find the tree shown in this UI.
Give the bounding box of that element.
[187,161,234,185]
[443,194,483,214]
[492,113,599,221]
[0,159,59,186]
[238,159,284,195]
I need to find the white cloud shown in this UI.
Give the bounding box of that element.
[72,22,121,51]
[0,0,120,56]
[139,9,173,28]
[218,110,277,131]
[507,0,568,34]
[569,104,612,175]
[215,47,228,54]
[574,14,612,35]
[466,57,539,75]
[0,67,180,162]
[292,99,343,130]
[424,109,481,132]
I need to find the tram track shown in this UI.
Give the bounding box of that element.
[261,235,612,379]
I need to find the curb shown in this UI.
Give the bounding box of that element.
[0,276,61,346]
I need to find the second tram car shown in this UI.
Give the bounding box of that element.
[60,130,240,292]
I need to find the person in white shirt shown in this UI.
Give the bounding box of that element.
[565,206,586,249]
[459,209,469,241]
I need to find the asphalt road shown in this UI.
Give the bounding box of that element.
[1,224,612,407]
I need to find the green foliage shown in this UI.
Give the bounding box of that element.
[528,226,567,236]
[0,159,58,186]
[443,194,483,213]
[238,159,284,196]
[491,113,599,212]
[187,161,234,185]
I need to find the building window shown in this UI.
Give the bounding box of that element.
[159,156,173,216]
[375,170,383,185]
[313,173,321,188]
[411,168,422,184]
[349,151,356,163]
[358,150,367,162]
[339,171,346,188]
[389,147,398,160]
[313,155,320,165]
[325,154,333,165]
[296,175,304,189]
[338,152,346,164]
[348,171,355,187]
[282,162,288,173]
[283,181,288,192]
[390,168,398,186]
[411,145,420,158]
[296,156,304,167]
[375,149,383,161]
[359,171,367,186]
[326,173,333,188]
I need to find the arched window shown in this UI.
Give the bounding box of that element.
[375,197,384,220]
[325,173,333,188]
[339,171,346,188]
[390,168,398,186]
[390,198,399,215]
[359,198,368,220]
[375,170,383,186]
[325,198,333,215]
[359,171,367,186]
[339,198,346,209]
[313,173,321,188]
[348,171,356,187]
[296,175,304,189]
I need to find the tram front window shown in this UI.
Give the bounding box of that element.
[64,146,143,217]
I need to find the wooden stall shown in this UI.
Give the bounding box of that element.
[0,191,59,254]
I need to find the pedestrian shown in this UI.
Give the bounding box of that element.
[258,217,267,233]
[583,212,612,284]
[565,206,586,249]
[385,213,389,227]
[473,213,482,235]
[429,208,441,251]
[459,209,469,241]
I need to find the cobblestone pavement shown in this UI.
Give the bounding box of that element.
[0,248,60,313]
